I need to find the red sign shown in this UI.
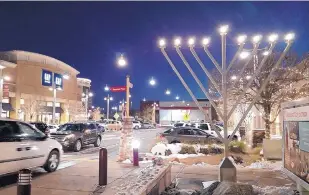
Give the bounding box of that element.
[110,86,126,92]
[3,84,9,98]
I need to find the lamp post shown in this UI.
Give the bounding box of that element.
[48,72,69,124]
[104,95,113,119]
[159,25,295,181]
[82,91,93,120]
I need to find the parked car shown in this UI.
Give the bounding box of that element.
[47,124,60,133]
[105,120,122,131]
[198,123,240,141]
[30,122,50,135]
[95,123,105,132]
[0,119,63,176]
[173,122,191,128]
[141,122,155,129]
[50,122,102,152]
[160,127,220,144]
[133,121,142,129]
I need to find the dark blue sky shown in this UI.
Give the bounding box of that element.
[0,2,308,109]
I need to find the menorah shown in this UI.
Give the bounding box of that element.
[158,24,295,181]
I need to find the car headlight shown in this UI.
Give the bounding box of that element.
[63,134,75,141]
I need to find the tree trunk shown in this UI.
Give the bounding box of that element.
[263,104,271,139]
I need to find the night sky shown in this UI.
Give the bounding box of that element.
[0,2,308,110]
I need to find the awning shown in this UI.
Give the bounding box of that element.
[2,103,13,111]
[39,106,64,114]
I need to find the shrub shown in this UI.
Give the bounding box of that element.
[229,141,246,153]
[179,145,196,154]
[208,145,224,154]
[250,146,262,155]
[199,147,210,155]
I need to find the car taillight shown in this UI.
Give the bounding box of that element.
[160,134,165,138]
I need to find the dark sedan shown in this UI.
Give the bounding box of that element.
[160,127,221,144]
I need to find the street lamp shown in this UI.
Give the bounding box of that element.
[149,77,156,86]
[143,98,146,102]
[104,95,113,119]
[159,24,295,181]
[117,55,127,67]
[175,95,180,100]
[165,89,171,95]
[104,85,110,91]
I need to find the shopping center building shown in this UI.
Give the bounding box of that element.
[0,50,90,124]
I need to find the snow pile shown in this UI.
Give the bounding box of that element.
[140,160,153,164]
[161,153,205,159]
[151,143,168,155]
[166,143,182,154]
[122,159,132,164]
[247,160,283,171]
[252,185,296,195]
[193,162,216,167]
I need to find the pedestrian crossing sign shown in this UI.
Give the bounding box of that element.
[183,113,190,121]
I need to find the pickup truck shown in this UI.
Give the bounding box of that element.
[192,123,241,141]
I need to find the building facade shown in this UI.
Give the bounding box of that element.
[158,99,212,125]
[0,50,89,124]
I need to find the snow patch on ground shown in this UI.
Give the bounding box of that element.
[252,185,295,195]
[247,160,282,171]
[161,153,205,159]
[122,159,132,164]
[166,143,182,154]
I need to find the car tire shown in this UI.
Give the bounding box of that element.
[134,126,138,130]
[74,139,82,152]
[171,140,180,144]
[94,136,101,147]
[44,150,60,172]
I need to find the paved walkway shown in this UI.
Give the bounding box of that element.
[0,160,296,195]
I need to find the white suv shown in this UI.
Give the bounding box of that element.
[132,121,142,129]
[0,119,63,176]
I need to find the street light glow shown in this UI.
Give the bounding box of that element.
[252,35,262,44]
[246,75,252,80]
[149,77,156,86]
[188,37,195,46]
[268,33,278,43]
[174,37,181,47]
[165,89,171,95]
[219,25,229,35]
[110,97,113,101]
[175,95,179,100]
[143,98,146,102]
[237,35,247,44]
[4,76,10,81]
[117,55,127,67]
[158,39,166,48]
[104,85,109,91]
[63,74,70,80]
[132,140,140,149]
[202,37,210,46]
[285,33,295,42]
[89,92,93,97]
[239,51,250,59]
[263,51,270,56]
[231,75,237,80]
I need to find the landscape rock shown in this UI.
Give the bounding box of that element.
[199,181,220,195]
[212,182,253,195]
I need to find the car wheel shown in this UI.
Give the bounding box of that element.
[74,139,82,152]
[44,150,60,172]
[94,136,101,147]
[134,126,138,130]
[171,140,180,144]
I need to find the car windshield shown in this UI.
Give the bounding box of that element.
[163,128,174,134]
[58,124,80,131]
[199,124,209,130]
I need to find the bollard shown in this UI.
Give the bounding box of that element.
[133,148,139,166]
[99,148,107,186]
[132,140,140,166]
[17,169,31,195]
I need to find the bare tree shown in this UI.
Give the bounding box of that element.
[21,95,44,122]
[68,101,86,121]
[141,105,153,122]
[222,52,309,139]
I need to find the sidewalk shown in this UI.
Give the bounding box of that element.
[0,161,296,195]
[0,159,143,195]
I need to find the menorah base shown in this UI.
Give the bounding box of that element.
[219,157,236,182]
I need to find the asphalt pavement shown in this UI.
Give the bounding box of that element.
[0,127,165,190]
